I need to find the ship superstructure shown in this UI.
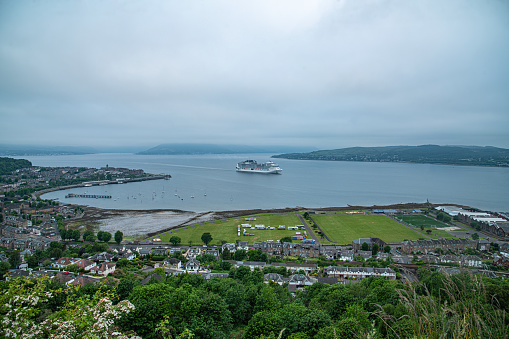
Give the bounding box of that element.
[236,160,282,174]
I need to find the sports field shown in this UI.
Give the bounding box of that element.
[157,213,303,244]
[394,214,449,228]
[312,214,423,243]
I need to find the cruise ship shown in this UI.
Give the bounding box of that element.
[236,160,283,174]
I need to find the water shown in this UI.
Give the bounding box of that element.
[15,153,509,212]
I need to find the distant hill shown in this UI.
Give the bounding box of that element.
[0,144,98,156]
[0,157,32,175]
[272,145,509,167]
[138,144,316,155]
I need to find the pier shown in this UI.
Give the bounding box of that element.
[65,193,112,199]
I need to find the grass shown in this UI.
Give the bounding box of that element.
[157,213,304,244]
[429,228,455,238]
[312,214,423,243]
[394,214,449,228]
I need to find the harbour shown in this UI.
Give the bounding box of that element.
[15,153,507,213]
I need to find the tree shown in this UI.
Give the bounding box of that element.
[83,230,96,242]
[472,233,479,240]
[372,243,379,256]
[97,231,112,242]
[201,232,212,245]
[383,245,391,253]
[361,242,369,251]
[169,236,181,246]
[234,249,247,261]
[0,261,10,278]
[8,251,21,269]
[280,236,293,243]
[115,230,124,245]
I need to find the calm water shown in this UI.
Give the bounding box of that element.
[15,153,509,212]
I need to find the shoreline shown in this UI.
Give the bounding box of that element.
[65,202,471,239]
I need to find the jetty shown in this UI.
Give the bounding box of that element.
[65,193,112,199]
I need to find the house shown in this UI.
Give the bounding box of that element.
[152,248,168,256]
[163,258,182,270]
[357,250,372,260]
[440,255,460,265]
[54,272,75,285]
[269,262,318,274]
[493,254,509,267]
[88,252,115,262]
[352,237,386,252]
[185,248,201,259]
[461,255,482,267]
[75,259,96,271]
[53,257,80,269]
[402,239,476,254]
[222,243,237,253]
[185,258,200,272]
[477,239,490,251]
[377,252,391,261]
[237,242,249,251]
[70,275,99,287]
[90,262,116,276]
[420,254,439,263]
[323,247,338,260]
[287,274,317,287]
[500,243,509,256]
[325,266,396,281]
[229,260,266,271]
[263,273,286,284]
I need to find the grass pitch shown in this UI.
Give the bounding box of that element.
[394,214,449,228]
[157,213,303,244]
[312,214,423,243]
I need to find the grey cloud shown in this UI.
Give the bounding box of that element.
[0,0,508,148]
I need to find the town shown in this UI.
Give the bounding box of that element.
[1,157,508,338]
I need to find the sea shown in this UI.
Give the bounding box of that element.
[14,153,509,213]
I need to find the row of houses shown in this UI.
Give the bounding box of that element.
[324,266,397,280]
[401,238,478,254]
[420,254,483,267]
[0,237,50,251]
[1,224,57,239]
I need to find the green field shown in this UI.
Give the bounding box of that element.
[157,213,304,244]
[394,214,448,228]
[312,214,423,243]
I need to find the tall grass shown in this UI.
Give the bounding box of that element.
[376,272,507,339]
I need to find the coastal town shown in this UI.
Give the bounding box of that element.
[1,158,508,286]
[1,157,509,338]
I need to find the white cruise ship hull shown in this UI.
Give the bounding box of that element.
[236,167,282,174]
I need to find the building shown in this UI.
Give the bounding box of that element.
[185,258,200,272]
[402,239,476,254]
[325,266,396,281]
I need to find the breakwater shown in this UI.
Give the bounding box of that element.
[65,193,112,199]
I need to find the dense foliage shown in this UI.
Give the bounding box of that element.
[1,267,507,338]
[0,157,32,176]
[273,145,509,167]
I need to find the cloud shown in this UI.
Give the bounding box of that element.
[0,0,508,148]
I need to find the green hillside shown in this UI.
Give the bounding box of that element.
[0,157,32,175]
[273,145,509,167]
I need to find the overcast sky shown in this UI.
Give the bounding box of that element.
[1,0,508,149]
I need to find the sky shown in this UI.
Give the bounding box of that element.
[1,0,508,150]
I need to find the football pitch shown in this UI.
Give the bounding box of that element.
[312,214,423,243]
